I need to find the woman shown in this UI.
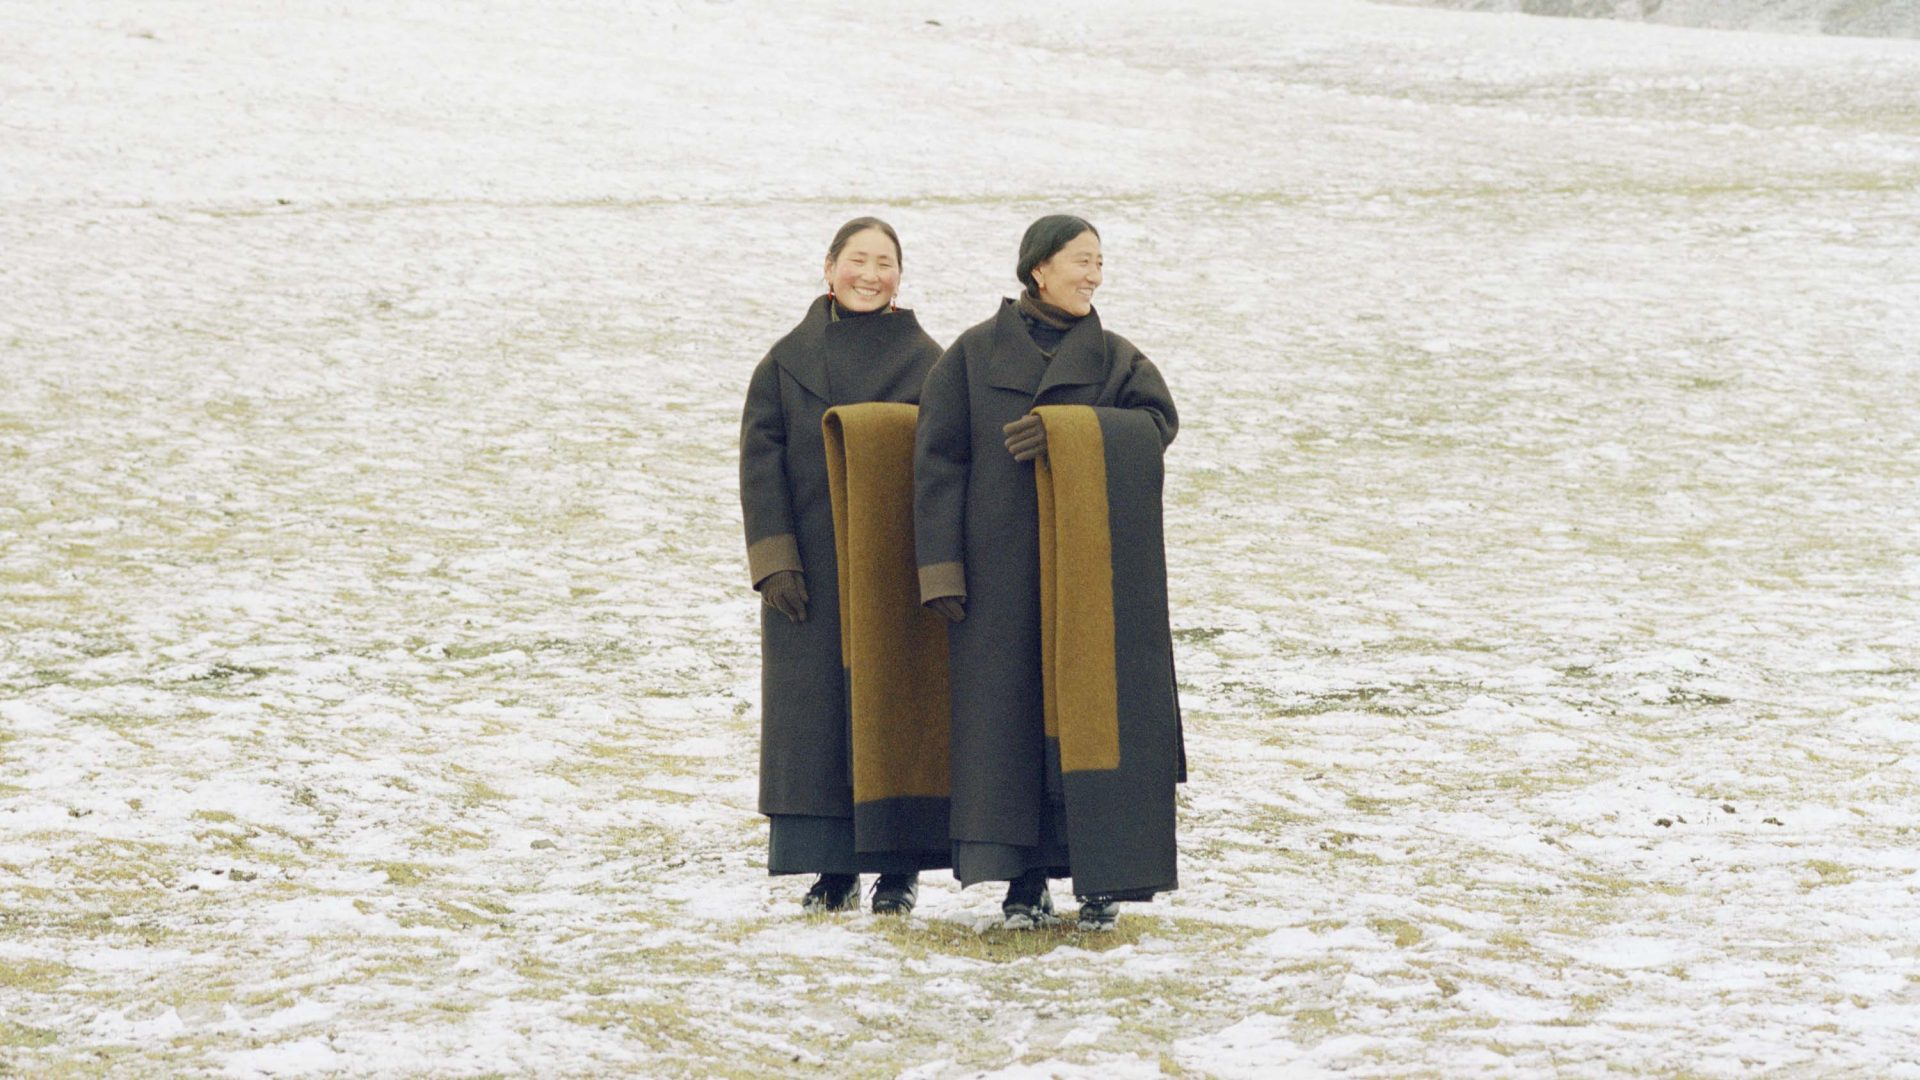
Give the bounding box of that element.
[740,217,946,914]
[913,215,1181,931]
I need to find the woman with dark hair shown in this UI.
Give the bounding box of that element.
[914,215,1182,931]
[740,217,946,914]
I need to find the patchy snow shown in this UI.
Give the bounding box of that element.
[1380,0,1920,40]
[3,0,1919,1075]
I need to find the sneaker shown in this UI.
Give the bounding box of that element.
[801,873,860,913]
[1001,870,1057,930]
[871,873,919,915]
[1075,896,1118,932]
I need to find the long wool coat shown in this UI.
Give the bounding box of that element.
[913,298,1179,852]
[741,296,943,818]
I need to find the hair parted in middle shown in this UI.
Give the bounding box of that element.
[827,216,904,267]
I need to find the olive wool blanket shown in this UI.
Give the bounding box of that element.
[1034,404,1183,900]
[822,403,953,857]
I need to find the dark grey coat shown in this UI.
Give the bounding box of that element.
[741,296,942,817]
[912,299,1177,849]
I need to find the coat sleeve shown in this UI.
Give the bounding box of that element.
[1117,352,1179,449]
[912,340,971,603]
[740,355,802,588]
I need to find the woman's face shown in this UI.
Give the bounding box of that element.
[1032,230,1102,317]
[823,228,902,313]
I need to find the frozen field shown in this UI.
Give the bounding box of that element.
[3,0,1919,1075]
[1382,0,1920,39]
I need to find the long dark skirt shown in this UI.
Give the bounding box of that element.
[950,800,1072,885]
[766,815,948,876]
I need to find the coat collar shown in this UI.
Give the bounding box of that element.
[986,297,1108,400]
[771,294,835,401]
[773,294,932,405]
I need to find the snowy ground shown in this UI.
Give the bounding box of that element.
[3,0,1919,1075]
[1380,0,1920,40]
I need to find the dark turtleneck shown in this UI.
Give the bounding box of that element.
[1016,291,1082,355]
[830,297,889,322]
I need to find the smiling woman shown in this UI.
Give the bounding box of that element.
[823,223,902,313]
[1024,218,1103,318]
[912,214,1184,932]
[739,217,946,916]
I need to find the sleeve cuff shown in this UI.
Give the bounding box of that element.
[918,561,966,604]
[748,534,803,588]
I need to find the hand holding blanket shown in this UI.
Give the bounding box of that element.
[760,570,809,623]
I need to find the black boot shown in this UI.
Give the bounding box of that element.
[1001,869,1057,930]
[871,873,919,915]
[801,873,860,913]
[1075,895,1118,932]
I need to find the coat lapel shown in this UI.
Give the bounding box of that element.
[772,295,835,403]
[985,299,1050,398]
[776,297,939,406]
[1033,307,1108,401]
[986,298,1110,404]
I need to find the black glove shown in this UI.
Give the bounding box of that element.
[1003,414,1047,463]
[762,570,809,623]
[926,596,966,623]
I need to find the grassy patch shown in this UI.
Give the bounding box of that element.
[594,823,679,861]
[190,812,323,858]
[45,837,180,889]
[563,998,808,1074]
[871,913,1256,965]
[1567,869,1685,900]
[873,914,1146,962]
[1417,1014,1503,1041]
[387,897,511,931]
[1369,917,1425,949]
[0,958,74,993]
[1293,1006,1341,1038]
[441,764,510,805]
[0,1020,58,1048]
[376,861,431,886]
[1805,861,1853,888]
[411,823,492,853]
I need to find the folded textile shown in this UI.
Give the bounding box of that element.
[1034,404,1183,900]
[823,402,953,858]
